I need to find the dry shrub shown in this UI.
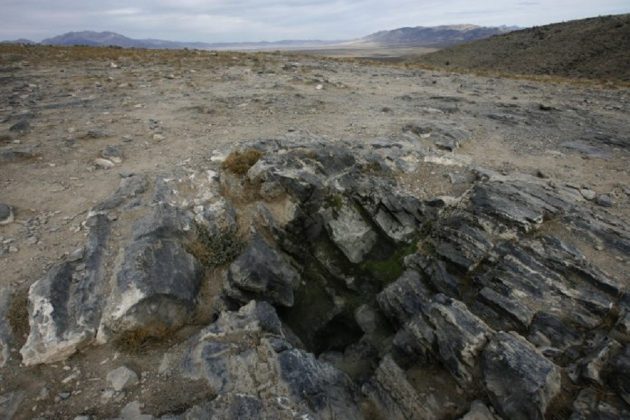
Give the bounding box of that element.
[221,149,263,175]
[186,223,243,268]
[7,288,30,347]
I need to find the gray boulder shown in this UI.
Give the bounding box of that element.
[377,270,432,325]
[429,295,493,385]
[605,344,630,406]
[20,214,110,365]
[225,234,300,307]
[470,179,580,232]
[98,236,203,343]
[162,301,362,419]
[482,331,562,420]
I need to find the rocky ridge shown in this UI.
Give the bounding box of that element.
[1,130,628,418]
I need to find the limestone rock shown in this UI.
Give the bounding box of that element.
[225,234,300,307]
[0,288,12,367]
[20,214,110,365]
[323,200,378,263]
[482,331,562,420]
[162,301,362,419]
[0,203,14,225]
[97,235,203,343]
[377,270,432,325]
[605,344,630,406]
[119,401,154,420]
[428,295,493,385]
[163,393,264,420]
[107,366,140,392]
[570,387,628,419]
[363,355,432,419]
[403,121,472,151]
[460,401,499,420]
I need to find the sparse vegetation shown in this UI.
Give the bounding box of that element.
[361,242,417,284]
[186,222,243,267]
[7,288,29,348]
[221,149,263,176]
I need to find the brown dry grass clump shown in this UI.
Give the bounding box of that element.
[221,149,263,175]
[7,288,30,348]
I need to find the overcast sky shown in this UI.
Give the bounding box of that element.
[1,0,628,42]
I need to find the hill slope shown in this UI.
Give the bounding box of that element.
[360,25,516,47]
[418,14,630,81]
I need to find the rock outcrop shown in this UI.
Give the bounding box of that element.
[0,288,12,368]
[9,136,630,418]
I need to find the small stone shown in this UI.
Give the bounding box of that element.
[119,401,153,420]
[8,245,18,253]
[0,204,14,225]
[152,134,165,141]
[100,389,115,402]
[461,400,499,420]
[316,84,324,90]
[355,304,383,336]
[84,129,109,139]
[36,387,49,401]
[101,146,123,164]
[94,158,115,169]
[166,74,175,79]
[68,247,84,262]
[580,189,597,200]
[106,366,139,392]
[58,391,71,400]
[595,194,614,208]
[9,120,30,133]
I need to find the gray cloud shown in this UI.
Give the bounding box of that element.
[1,0,628,42]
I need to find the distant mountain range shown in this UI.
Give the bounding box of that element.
[33,31,342,50]
[357,24,518,47]
[2,25,518,50]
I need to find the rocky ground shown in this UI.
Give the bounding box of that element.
[0,45,629,419]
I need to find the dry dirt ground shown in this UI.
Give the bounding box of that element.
[0,45,629,418]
